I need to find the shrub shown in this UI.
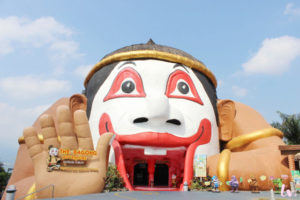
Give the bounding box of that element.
[104,164,126,192]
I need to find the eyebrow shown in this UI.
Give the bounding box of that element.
[173,63,189,73]
[118,61,136,69]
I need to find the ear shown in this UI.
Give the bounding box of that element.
[69,94,87,115]
[217,99,236,141]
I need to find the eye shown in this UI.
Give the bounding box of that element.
[104,68,146,101]
[165,70,203,105]
[121,80,135,93]
[177,81,189,94]
[171,79,193,97]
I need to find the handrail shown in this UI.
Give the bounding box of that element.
[16,184,55,200]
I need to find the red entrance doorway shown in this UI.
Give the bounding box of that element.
[154,164,169,186]
[133,162,169,187]
[133,163,148,186]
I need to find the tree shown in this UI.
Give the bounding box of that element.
[271,111,300,145]
[0,162,12,197]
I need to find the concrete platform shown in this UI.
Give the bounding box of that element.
[43,191,300,200]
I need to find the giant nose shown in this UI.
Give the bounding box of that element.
[132,95,181,127]
[146,95,170,126]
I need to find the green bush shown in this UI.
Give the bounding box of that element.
[189,176,212,191]
[104,164,126,192]
[190,177,202,190]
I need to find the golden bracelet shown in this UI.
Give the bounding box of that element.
[225,127,283,150]
[217,127,283,191]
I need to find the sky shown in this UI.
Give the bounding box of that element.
[0,0,300,169]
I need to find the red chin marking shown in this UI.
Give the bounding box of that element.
[98,113,211,191]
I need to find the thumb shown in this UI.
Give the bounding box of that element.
[96,132,115,168]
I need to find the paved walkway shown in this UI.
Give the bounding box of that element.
[44,191,300,200]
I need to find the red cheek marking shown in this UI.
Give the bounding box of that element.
[99,113,114,135]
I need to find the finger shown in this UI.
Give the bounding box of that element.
[74,110,94,150]
[23,127,43,160]
[56,105,78,150]
[40,114,60,151]
[96,132,114,165]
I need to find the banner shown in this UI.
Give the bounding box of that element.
[291,170,300,192]
[194,154,206,177]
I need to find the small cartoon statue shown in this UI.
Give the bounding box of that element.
[229,175,239,193]
[211,176,220,192]
[249,176,259,193]
[47,145,61,172]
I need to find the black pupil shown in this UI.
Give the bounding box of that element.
[178,81,189,94]
[122,80,135,93]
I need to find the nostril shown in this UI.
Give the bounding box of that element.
[166,119,181,126]
[133,117,149,123]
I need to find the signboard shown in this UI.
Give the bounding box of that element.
[47,145,98,172]
[194,154,206,177]
[291,170,300,192]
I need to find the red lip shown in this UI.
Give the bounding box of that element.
[98,113,211,191]
[99,113,210,147]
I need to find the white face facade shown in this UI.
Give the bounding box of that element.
[88,59,219,158]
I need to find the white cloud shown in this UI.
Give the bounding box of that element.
[73,64,93,78]
[0,102,50,144]
[50,40,81,60]
[0,16,72,55]
[242,36,300,75]
[0,75,71,99]
[0,16,82,75]
[284,3,300,16]
[49,40,84,75]
[232,86,247,97]
[0,102,51,167]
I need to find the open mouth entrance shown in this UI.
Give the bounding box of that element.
[117,145,186,191]
[100,114,212,191]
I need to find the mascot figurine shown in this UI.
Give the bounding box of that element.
[4,40,290,199]
[47,145,61,172]
[249,176,259,193]
[229,175,239,193]
[211,176,220,192]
